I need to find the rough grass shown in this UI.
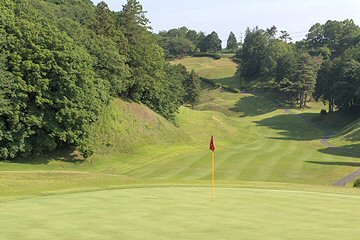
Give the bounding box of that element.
[89,99,190,155]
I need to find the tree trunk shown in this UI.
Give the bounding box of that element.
[304,94,308,107]
[328,98,334,113]
[299,92,305,108]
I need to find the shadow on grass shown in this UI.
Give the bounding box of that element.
[211,77,240,89]
[2,146,84,165]
[230,95,278,117]
[318,144,360,158]
[255,112,323,141]
[343,128,360,142]
[305,160,360,167]
[312,110,360,133]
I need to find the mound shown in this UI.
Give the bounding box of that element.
[90,99,190,155]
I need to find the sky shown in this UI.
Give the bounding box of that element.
[91,0,360,45]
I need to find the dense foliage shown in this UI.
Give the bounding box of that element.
[236,20,360,111]
[0,0,200,159]
[157,27,223,58]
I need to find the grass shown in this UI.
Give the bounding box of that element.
[1,187,360,239]
[171,56,240,89]
[1,56,360,239]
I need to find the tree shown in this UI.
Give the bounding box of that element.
[92,1,116,36]
[296,53,321,107]
[197,31,207,52]
[262,39,295,75]
[266,25,277,39]
[333,44,360,111]
[183,70,200,107]
[201,31,222,52]
[226,31,238,52]
[156,27,197,58]
[239,27,269,77]
[275,50,298,82]
[306,20,360,58]
[314,60,336,112]
[306,23,324,50]
[0,5,107,159]
[118,0,188,119]
[279,30,292,43]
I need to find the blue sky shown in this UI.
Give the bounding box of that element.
[91,0,360,44]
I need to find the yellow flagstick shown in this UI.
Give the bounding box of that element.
[209,135,216,201]
[212,151,215,201]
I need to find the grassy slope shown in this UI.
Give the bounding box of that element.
[171,56,240,88]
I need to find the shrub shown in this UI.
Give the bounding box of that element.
[320,109,327,116]
[215,83,222,88]
[193,52,221,60]
[353,178,360,187]
[233,88,241,93]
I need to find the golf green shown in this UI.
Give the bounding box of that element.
[1,187,359,240]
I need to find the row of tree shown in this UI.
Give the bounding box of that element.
[237,21,360,112]
[157,27,239,58]
[0,0,200,159]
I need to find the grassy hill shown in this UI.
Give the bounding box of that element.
[1,55,360,239]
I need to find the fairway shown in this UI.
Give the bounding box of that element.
[1,187,360,240]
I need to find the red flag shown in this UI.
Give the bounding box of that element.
[209,135,216,152]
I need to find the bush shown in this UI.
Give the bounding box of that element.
[233,88,241,93]
[193,52,221,60]
[215,83,222,88]
[353,178,360,187]
[320,109,327,116]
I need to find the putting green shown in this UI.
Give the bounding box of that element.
[0,187,359,240]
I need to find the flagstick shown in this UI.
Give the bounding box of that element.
[212,151,215,201]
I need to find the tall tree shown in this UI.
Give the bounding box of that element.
[226,31,238,51]
[279,30,292,43]
[239,27,269,77]
[314,60,336,112]
[92,1,116,36]
[266,25,277,39]
[296,53,321,107]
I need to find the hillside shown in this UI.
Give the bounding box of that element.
[172,56,240,89]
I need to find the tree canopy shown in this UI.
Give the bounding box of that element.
[0,0,200,159]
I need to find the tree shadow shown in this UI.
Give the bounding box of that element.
[343,129,360,142]
[255,112,323,141]
[305,160,360,167]
[318,144,360,158]
[2,147,85,165]
[229,95,279,117]
[211,77,241,89]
